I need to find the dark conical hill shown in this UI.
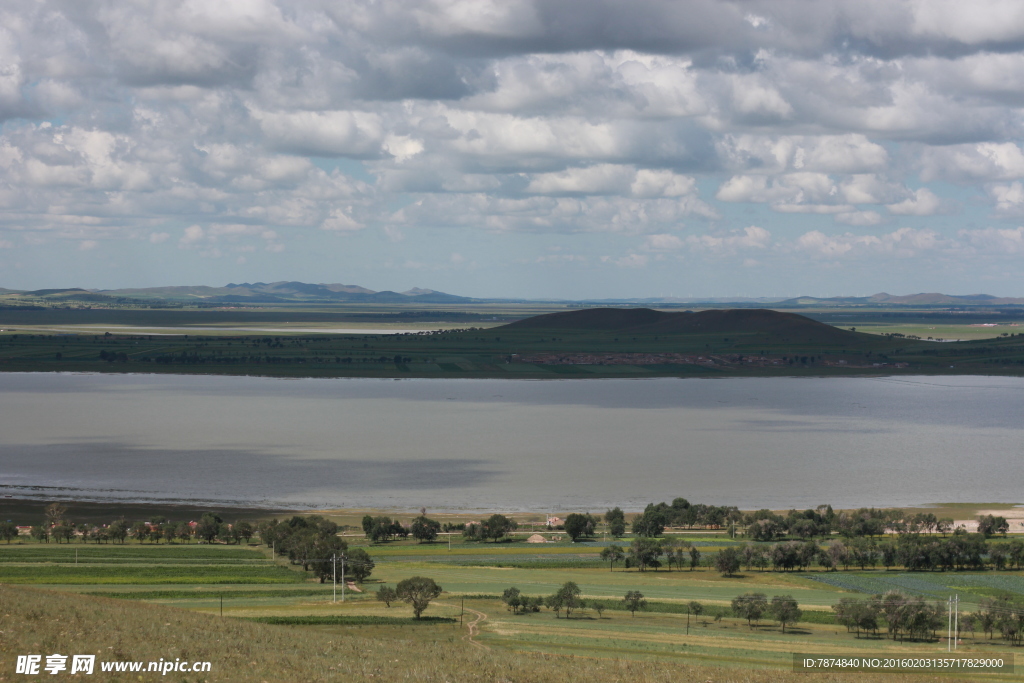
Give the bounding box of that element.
[502,307,668,331]
[502,307,857,343]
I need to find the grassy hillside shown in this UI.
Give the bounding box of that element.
[3,585,947,683]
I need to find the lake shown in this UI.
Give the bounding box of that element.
[1,372,1022,511]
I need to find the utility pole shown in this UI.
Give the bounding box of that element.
[341,555,346,602]
[332,554,337,603]
[947,596,952,651]
[686,606,690,635]
[954,594,959,649]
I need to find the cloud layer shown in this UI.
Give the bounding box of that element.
[2,0,1024,294]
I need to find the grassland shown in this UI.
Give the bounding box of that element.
[5,528,1024,681]
[9,585,984,683]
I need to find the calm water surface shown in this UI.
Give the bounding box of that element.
[1,373,1022,511]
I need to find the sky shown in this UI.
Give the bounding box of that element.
[3,1,1024,299]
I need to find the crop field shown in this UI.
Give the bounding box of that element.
[0,563,303,584]
[0,544,270,563]
[5,531,1024,679]
[8,585,969,683]
[806,572,1024,605]
[0,542,306,584]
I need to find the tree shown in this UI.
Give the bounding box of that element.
[715,547,740,576]
[361,514,375,537]
[0,521,17,543]
[623,590,646,617]
[544,593,564,618]
[600,544,625,571]
[731,593,768,629]
[747,517,786,542]
[604,507,626,538]
[689,546,702,571]
[879,591,909,641]
[593,601,606,618]
[548,582,583,618]
[502,587,523,614]
[52,524,74,543]
[108,520,128,544]
[482,514,517,542]
[30,525,49,543]
[628,537,662,571]
[195,514,221,543]
[311,536,348,584]
[396,576,443,619]
[978,515,1009,538]
[411,515,441,543]
[346,547,375,583]
[44,502,67,528]
[631,506,666,537]
[235,521,255,544]
[564,513,596,542]
[130,521,148,543]
[688,601,703,618]
[375,585,397,607]
[769,595,802,633]
[462,522,481,541]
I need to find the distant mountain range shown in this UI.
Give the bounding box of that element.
[1,283,1024,307]
[0,282,473,304]
[776,292,1024,306]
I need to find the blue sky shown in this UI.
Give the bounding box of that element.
[3,1,1024,298]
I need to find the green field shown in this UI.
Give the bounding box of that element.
[6,530,1024,681]
[12,584,958,683]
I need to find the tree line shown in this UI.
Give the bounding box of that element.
[261,515,374,584]
[16,504,257,546]
[593,534,1024,576]
[618,499,1009,541]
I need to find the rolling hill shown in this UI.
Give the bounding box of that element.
[502,307,860,343]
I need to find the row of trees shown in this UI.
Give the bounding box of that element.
[833,592,944,642]
[625,500,743,538]
[731,593,803,633]
[496,583,802,633]
[612,499,1009,541]
[260,515,373,584]
[361,513,518,543]
[23,512,254,545]
[730,534,1024,574]
[592,533,1024,577]
[597,537,703,572]
[501,582,603,619]
[463,514,518,542]
[361,515,409,542]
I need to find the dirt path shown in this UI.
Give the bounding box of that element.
[461,606,490,651]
